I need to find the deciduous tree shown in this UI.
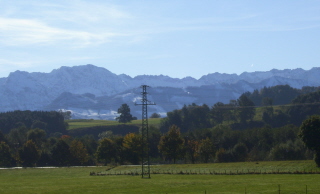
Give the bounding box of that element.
[158,125,185,163]
[7,126,28,148]
[122,133,142,164]
[70,140,89,166]
[299,115,320,166]
[233,142,248,162]
[199,137,215,163]
[96,138,116,165]
[51,139,71,166]
[27,128,46,147]
[18,140,40,167]
[186,139,199,164]
[150,113,161,118]
[0,141,15,167]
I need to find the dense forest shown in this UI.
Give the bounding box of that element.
[0,110,68,134]
[160,85,320,131]
[1,85,320,167]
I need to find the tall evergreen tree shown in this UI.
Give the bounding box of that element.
[116,104,134,123]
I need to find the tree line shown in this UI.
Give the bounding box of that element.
[1,120,316,167]
[0,110,67,134]
[0,116,316,167]
[1,85,320,167]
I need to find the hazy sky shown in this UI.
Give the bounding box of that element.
[1,0,320,79]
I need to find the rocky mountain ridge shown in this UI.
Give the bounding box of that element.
[0,64,319,119]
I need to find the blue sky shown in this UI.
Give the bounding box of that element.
[0,0,320,79]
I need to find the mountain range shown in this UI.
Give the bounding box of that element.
[1,64,320,119]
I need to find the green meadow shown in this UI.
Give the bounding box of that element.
[65,104,286,130]
[1,161,320,193]
[67,118,161,130]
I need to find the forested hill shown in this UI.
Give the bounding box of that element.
[243,85,320,106]
[160,85,320,132]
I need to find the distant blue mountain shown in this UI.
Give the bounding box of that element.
[0,64,319,119]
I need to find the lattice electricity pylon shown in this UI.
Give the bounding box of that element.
[135,85,155,178]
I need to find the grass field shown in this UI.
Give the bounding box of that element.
[1,161,320,193]
[67,118,161,130]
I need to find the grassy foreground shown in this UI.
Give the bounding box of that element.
[1,161,320,193]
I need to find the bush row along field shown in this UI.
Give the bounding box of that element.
[1,161,320,193]
[66,118,161,130]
